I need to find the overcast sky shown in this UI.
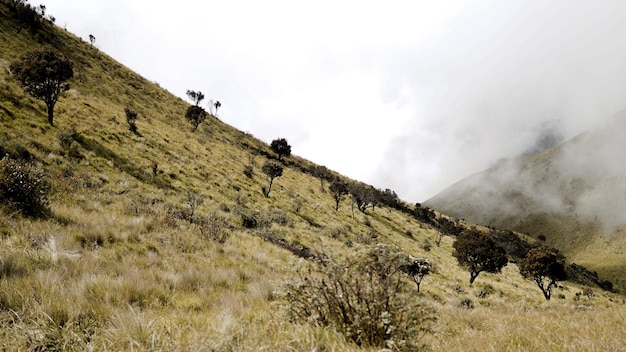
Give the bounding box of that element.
[42,0,626,202]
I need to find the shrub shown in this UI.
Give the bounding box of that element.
[57,127,79,150]
[0,156,50,217]
[197,212,230,243]
[458,297,475,309]
[243,164,254,178]
[285,244,435,351]
[125,107,138,133]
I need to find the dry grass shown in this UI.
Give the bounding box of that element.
[0,4,625,351]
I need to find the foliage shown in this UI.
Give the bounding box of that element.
[57,127,79,150]
[309,165,331,190]
[184,105,207,132]
[348,182,378,215]
[124,107,138,133]
[196,212,230,243]
[186,89,205,106]
[184,191,204,224]
[6,0,46,33]
[329,179,348,211]
[452,229,508,285]
[519,246,567,300]
[184,89,208,131]
[270,138,291,161]
[0,156,50,217]
[402,258,432,292]
[261,161,283,197]
[285,244,435,350]
[10,48,74,125]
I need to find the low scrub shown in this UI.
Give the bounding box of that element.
[284,244,435,351]
[0,156,50,217]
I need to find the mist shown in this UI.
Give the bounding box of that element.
[374,0,626,202]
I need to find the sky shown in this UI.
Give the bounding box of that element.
[42,0,626,202]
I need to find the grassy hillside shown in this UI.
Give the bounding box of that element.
[1,2,625,350]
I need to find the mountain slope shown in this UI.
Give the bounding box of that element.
[427,111,626,291]
[1,2,626,350]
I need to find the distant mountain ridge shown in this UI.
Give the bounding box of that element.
[426,110,626,290]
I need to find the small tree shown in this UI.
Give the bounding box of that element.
[452,229,508,285]
[186,90,205,106]
[10,49,74,126]
[124,107,138,133]
[185,89,208,131]
[329,179,348,211]
[310,165,331,191]
[403,258,432,293]
[270,138,291,161]
[519,246,567,300]
[214,100,221,116]
[261,161,283,197]
[185,105,207,132]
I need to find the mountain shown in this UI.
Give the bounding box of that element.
[1,2,625,350]
[426,110,626,291]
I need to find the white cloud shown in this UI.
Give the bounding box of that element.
[43,0,626,202]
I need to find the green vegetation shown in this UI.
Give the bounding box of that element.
[0,2,624,350]
[519,246,567,300]
[270,137,291,161]
[452,229,508,285]
[10,48,73,125]
[261,160,283,197]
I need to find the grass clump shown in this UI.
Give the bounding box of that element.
[285,244,435,351]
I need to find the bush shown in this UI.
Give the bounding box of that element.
[285,244,435,351]
[57,128,79,150]
[0,157,50,217]
[458,297,475,309]
[125,107,138,133]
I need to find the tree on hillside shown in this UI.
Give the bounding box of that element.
[329,179,348,211]
[519,246,567,300]
[270,138,291,161]
[10,49,74,126]
[452,229,508,285]
[402,258,432,293]
[261,161,283,197]
[186,90,205,106]
[213,100,221,116]
[310,165,331,191]
[185,105,207,131]
[124,107,138,133]
[348,182,379,216]
[185,89,208,131]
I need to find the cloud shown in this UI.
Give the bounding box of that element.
[44,0,626,203]
[375,0,626,201]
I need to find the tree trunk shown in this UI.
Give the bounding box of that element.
[266,179,273,197]
[46,103,54,126]
[469,272,479,285]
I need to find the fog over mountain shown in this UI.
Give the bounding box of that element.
[375,0,626,201]
[426,109,626,234]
